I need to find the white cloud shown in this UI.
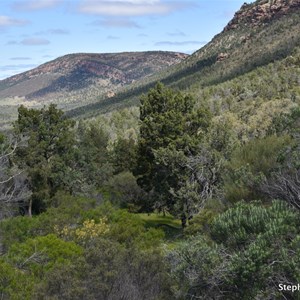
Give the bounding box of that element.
[35,28,70,35]
[6,40,18,45]
[21,38,50,45]
[92,18,140,28]
[78,0,195,16]
[10,57,32,60]
[12,0,62,11]
[105,0,160,3]
[107,35,121,39]
[167,30,186,37]
[0,64,36,71]
[155,40,206,46]
[0,15,29,27]
[48,28,70,34]
[0,64,37,79]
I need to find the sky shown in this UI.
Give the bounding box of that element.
[0,0,249,80]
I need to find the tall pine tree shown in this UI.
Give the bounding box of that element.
[14,104,76,216]
[135,83,211,221]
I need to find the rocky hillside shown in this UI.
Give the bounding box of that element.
[67,0,300,119]
[224,0,300,31]
[166,0,300,89]
[0,51,187,118]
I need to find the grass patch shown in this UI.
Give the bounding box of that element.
[138,213,182,240]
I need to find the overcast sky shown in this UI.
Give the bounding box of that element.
[0,0,248,80]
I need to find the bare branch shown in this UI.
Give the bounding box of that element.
[0,142,17,161]
[0,136,31,219]
[261,169,300,210]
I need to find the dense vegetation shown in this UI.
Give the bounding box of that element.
[1,1,300,298]
[66,5,300,119]
[1,75,300,299]
[0,52,187,129]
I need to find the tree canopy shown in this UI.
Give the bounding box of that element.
[135,83,211,220]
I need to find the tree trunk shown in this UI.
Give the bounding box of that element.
[181,214,187,228]
[28,198,32,218]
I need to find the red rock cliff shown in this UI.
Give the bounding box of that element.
[224,0,300,31]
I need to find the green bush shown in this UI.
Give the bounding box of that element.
[224,135,292,202]
[0,216,39,251]
[184,208,218,236]
[33,238,172,300]
[0,259,35,300]
[168,200,300,299]
[109,209,164,248]
[103,171,144,210]
[7,234,83,278]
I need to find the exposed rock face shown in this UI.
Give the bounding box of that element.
[217,52,229,62]
[0,51,188,100]
[106,91,116,98]
[224,0,300,31]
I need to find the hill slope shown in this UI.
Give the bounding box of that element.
[0,51,187,127]
[67,0,300,118]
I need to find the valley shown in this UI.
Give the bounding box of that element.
[0,51,187,128]
[1,0,300,299]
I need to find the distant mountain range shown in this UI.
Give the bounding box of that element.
[65,0,300,118]
[1,0,300,125]
[0,51,187,127]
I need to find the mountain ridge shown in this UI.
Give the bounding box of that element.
[66,0,300,118]
[0,51,187,98]
[0,51,188,127]
[224,0,300,31]
[1,0,300,123]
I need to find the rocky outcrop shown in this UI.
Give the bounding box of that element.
[217,52,229,62]
[0,51,188,99]
[224,0,300,31]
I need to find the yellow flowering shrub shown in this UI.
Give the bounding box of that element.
[54,217,109,243]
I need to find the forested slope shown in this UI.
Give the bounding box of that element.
[0,51,187,128]
[1,0,300,299]
[68,0,300,118]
